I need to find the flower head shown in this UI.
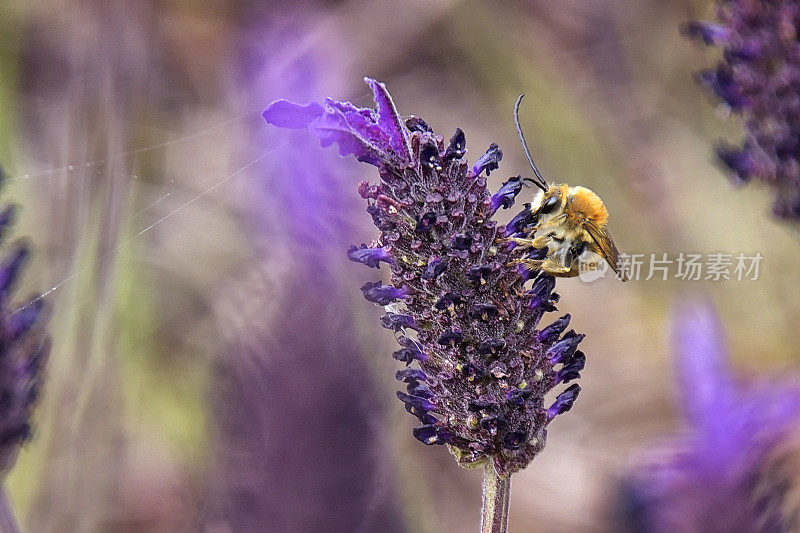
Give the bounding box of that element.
[264,78,585,476]
[616,302,800,532]
[0,184,50,477]
[684,1,800,220]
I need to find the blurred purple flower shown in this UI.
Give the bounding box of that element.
[0,181,50,477]
[616,302,800,532]
[264,78,585,476]
[207,10,406,532]
[684,1,800,220]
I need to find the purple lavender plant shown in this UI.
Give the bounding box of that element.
[616,302,800,532]
[684,1,800,220]
[0,210,49,477]
[0,171,50,532]
[263,79,585,517]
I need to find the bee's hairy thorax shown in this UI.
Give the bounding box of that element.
[562,185,608,228]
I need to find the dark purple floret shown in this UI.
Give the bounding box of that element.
[392,347,427,365]
[397,391,435,413]
[470,303,499,321]
[469,398,494,412]
[467,264,494,284]
[407,404,438,425]
[412,425,441,445]
[434,292,464,311]
[547,331,585,364]
[503,431,527,450]
[547,384,581,419]
[420,141,442,172]
[415,212,438,233]
[685,0,800,221]
[361,281,406,305]
[477,338,506,355]
[263,78,587,476]
[490,176,526,214]
[479,414,505,435]
[396,368,427,382]
[470,143,503,177]
[444,128,466,160]
[405,116,432,133]
[421,257,447,280]
[506,386,532,405]
[716,140,773,181]
[407,381,434,398]
[557,350,586,384]
[347,244,393,268]
[462,363,485,382]
[537,314,571,344]
[527,276,557,310]
[506,203,534,235]
[437,329,464,346]
[697,65,749,109]
[451,233,473,250]
[381,312,418,332]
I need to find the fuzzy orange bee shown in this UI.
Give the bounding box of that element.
[506,95,626,281]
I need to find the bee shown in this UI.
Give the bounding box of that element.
[506,95,626,281]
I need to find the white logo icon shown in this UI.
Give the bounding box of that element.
[577,257,609,283]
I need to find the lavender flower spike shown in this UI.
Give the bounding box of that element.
[0,239,50,476]
[684,1,800,220]
[264,79,586,480]
[0,169,50,532]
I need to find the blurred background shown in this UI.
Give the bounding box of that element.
[1,0,799,531]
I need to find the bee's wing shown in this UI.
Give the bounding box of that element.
[585,222,626,281]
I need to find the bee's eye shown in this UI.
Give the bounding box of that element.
[539,196,559,214]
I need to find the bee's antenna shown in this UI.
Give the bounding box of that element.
[514,94,548,192]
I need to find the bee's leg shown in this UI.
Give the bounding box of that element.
[508,258,544,269]
[504,237,534,249]
[505,236,549,249]
[530,235,550,248]
[508,257,575,279]
[539,257,575,277]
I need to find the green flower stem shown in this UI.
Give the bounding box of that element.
[0,487,20,533]
[481,462,511,533]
